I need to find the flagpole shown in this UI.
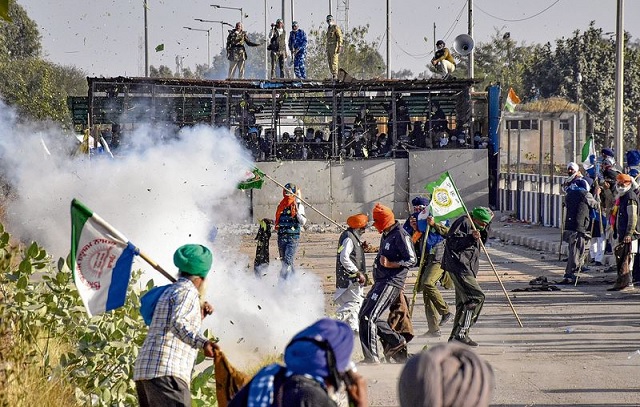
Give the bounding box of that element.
[449,176,524,328]
[89,211,176,283]
[258,169,346,231]
[409,223,430,318]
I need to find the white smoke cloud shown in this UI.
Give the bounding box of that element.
[0,100,324,365]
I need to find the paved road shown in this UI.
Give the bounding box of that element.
[235,227,639,406]
[359,239,640,407]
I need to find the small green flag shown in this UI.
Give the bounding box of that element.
[0,0,12,22]
[155,43,164,52]
[237,167,265,190]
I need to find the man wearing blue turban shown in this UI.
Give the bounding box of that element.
[229,318,368,406]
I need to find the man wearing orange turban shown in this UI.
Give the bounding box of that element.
[359,203,416,364]
[334,213,369,332]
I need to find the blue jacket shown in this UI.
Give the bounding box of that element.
[288,29,307,53]
[372,222,416,288]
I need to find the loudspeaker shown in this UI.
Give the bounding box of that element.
[453,34,475,56]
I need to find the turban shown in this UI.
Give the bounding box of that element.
[347,213,369,229]
[471,207,493,224]
[284,318,354,378]
[372,203,395,233]
[567,162,579,172]
[627,150,640,167]
[411,196,430,207]
[173,244,212,278]
[616,173,633,184]
[398,342,495,407]
[601,148,615,158]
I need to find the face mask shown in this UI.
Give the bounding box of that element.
[616,184,631,194]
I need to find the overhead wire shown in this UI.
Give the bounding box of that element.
[440,0,468,43]
[475,0,562,22]
[389,32,431,59]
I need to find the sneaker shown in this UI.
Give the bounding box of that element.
[439,312,453,326]
[450,336,478,347]
[384,338,407,359]
[421,330,441,337]
[594,261,603,267]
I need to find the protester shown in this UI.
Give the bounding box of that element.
[268,19,288,79]
[608,173,639,291]
[560,183,599,284]
[431,40,456,80]
[334,213,369,332]
[325,15,343,80]
[289,21,308,79]
[226,22,261,79]
[562,162,589,192]
[229,318,368,407]
[441,207,493,347]
[398,342,495,407]
[254,218,273,276]
[275,182,307,279]
[134,244,218,407]
[419,213,454,337]
[359,203,416,364]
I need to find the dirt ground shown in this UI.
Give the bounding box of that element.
[238,229,640,407]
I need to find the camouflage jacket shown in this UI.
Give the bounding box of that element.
[226,30,260,61]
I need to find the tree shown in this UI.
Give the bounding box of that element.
[305,24,385,80]
[0,0,41,60]
[391,69,414,79]
[149,65,175,78]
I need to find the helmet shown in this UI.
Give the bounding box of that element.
[292,21,298,27]
[326,14,333,22]
[436,39,445,46]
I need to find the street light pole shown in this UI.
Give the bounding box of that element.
[184,27,212,68]
[194,19,233,55]
[386,0,390,79]
[144,0,149,76]
[614,0,625,166]
[211,4,244,24]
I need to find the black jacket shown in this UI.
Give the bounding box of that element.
[441,216,489,277]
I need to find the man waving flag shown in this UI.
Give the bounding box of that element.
[70,199,137,317]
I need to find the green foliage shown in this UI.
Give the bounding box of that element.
[306,24,386,80]
[0,1,87,124]
[0,224,217,406]
[0,0,41,60]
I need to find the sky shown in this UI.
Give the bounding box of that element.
[17,0,640,78]
[0,98,324,363]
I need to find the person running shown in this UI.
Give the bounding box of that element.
[441,207,494,347]
[359,203,416,364]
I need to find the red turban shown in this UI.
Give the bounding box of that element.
[372,203,395,233]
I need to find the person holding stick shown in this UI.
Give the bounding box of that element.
[134,244,218,407]
[275,182,307,279]
[441,207,494,347]
[417,213,454,337]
